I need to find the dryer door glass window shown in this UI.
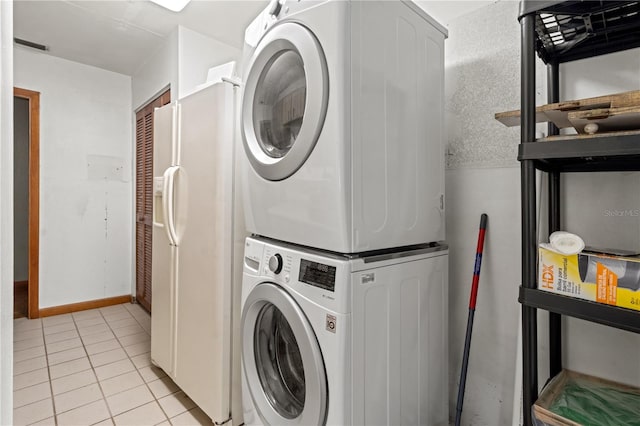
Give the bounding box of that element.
[253,50,306,159]
[254,303,305,419]
[242,22,328,181]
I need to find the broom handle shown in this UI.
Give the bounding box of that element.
[455,214,488,426]
[470,214,488,309]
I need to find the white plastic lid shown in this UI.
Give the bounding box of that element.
[548,231,585,255]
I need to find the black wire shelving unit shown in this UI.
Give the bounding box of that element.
[517,1,640,425]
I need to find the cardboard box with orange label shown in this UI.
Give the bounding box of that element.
[538,246,640,311]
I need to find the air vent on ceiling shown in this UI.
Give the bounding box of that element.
[14,38,49,51]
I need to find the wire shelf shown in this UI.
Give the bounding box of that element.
[522,1,640,63]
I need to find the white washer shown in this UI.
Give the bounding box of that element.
[240,236,449,425]
[241,0,448,254]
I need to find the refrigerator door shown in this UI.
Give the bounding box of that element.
[173,82,237,422]
[151,102,178,376]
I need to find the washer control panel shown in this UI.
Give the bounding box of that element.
[268,254,283,274]
[261,246,335,292]
[262,246,336,292]
[263,246,294,278]
[249,237,348,313]
[299,259,336,292]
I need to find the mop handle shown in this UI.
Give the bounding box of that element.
[469,214,488,310]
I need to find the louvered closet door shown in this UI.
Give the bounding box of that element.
[135,89,170,312]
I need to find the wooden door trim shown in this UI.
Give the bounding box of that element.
[14,87,40,319]
[135,88,170,313]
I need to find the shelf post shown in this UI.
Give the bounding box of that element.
[546,62,560,138]
[521,12,538,426]
[547,61,563,379]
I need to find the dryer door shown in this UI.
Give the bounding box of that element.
[242,282,327,425]
[242,22,328,181]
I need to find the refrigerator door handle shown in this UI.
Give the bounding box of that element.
[163,166,180,246]
[172,103,181,166]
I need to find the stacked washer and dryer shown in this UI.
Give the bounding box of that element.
[239,1,449,425]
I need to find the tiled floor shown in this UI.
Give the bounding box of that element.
[13,303,215,426]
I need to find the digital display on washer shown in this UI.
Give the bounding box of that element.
[299,259,336,292]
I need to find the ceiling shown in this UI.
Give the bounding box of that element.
[13,0,495,77]
[13,0,268,76]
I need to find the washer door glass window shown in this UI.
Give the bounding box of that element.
[254,51,306,159]
[254,303,305,418]
[242,22,328,181]
[241,283,327,425]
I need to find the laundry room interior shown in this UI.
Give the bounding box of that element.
[2,0,640,425]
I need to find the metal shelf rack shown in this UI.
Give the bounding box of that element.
[517,1,640,425]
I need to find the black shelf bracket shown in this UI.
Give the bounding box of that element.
[520,287,640,334]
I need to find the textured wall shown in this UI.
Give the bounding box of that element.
[445,1,538,169]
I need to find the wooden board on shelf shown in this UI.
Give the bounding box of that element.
[495,90,640,129]
[568,106,640,134]
[539,129,640,142]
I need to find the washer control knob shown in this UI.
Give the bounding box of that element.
[267,0,282,17]
[268,254,283,274]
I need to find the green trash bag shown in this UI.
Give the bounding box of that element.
[548,375,640,426]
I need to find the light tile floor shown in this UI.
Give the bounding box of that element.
[13,303,215,426]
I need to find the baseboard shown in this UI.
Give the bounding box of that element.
[39,295,133,318]
[14,280,28,289]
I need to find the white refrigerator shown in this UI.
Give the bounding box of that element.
[150,76,242,424]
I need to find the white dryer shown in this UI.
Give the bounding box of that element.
[240,236,449,425]
[241,0,448,254]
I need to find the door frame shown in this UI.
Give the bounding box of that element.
[14,87,40,319]
[134,88,171,312]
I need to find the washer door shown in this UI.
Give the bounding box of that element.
[242,22,328,181]
[242,283,327,425]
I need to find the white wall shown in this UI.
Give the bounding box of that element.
[559,51,640,252]
[0,1,14,422]
[177,26,241,99]
[444,1,640,425]
[132,26,240,110]
[13,97,29,281]
[14,48,133,309]
[132,28,178,110]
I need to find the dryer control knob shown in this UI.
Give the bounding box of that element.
[268,254,283,274]
[267,0,282,17]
